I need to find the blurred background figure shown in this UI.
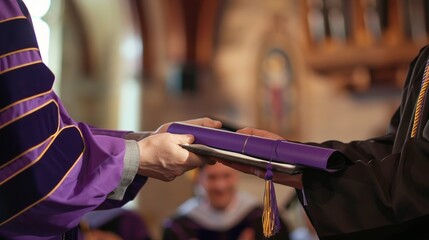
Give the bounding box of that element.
[162,163,290,240]
[81,207,152,240]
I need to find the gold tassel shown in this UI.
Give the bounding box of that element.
[263,144,281,238]
[262,178,280,238]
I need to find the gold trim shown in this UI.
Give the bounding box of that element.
[0,89,53,113]
[0,16,26,24]
[0,48,39,59]
[411,61,429,138]
[0,136,51,171]
[0,126,85,226]
[0,60,42,75]
[0,99,58,129]
[0,125,84,186]
[0,100,61,170]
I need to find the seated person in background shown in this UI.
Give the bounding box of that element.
[81,207,151,240]
[162,162,290,240]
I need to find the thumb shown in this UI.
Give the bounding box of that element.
[237,127,254,135]
[176,134,195,144]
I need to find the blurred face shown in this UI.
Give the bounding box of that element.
[199,163,239,211]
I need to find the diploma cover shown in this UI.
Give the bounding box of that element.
[167,123,346,174]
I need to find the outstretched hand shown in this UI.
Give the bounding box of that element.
[137,117,222,181]
[217,127,303,189]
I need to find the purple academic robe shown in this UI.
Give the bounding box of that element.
[0,1,146,239]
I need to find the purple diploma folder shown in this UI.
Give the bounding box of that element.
[167,123,346,172]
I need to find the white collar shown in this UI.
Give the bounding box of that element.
[176,191,259,231]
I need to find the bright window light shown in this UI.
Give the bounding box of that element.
[23,0,51,64]
[23,0,51,18]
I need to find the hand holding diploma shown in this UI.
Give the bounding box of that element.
[137,118,222,181]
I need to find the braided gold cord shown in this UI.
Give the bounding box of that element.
[411,60,429,138]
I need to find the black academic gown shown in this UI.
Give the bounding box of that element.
[298,45,429,240]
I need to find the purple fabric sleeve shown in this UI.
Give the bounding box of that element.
[0,1,146,239]
[97,175,147,210]
[0,0,23,21]
[167,123,346,171]
[89,126,131,138]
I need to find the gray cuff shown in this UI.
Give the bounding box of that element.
[124,132,153,141]
[108,140,140,200]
